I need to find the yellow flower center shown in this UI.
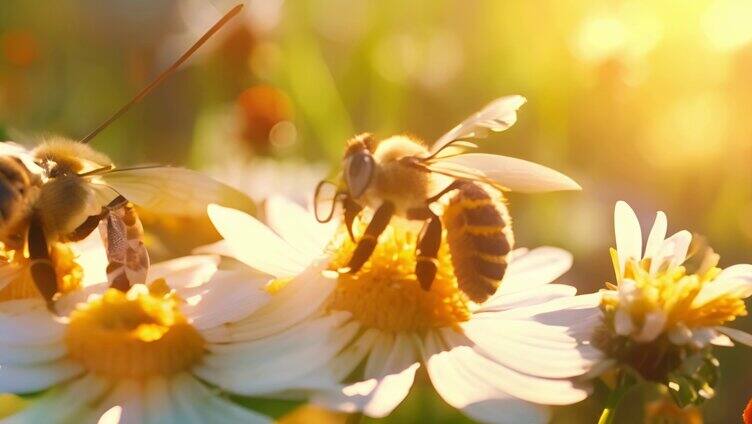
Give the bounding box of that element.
[326,223,470,332]
[64,281,205,379]
[0,243,82,302]
[602,249,747,334]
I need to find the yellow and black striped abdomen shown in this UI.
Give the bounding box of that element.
[443,182,513,303]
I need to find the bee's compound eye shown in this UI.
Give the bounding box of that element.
[344,153,374,198]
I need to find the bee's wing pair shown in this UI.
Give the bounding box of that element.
[86,166,255,288]
[421,95,582,193]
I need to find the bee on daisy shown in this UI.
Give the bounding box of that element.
[206,195,604,424]
[0,246,348,423]
[593,201,752,422]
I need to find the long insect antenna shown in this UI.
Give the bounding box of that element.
[79,4,244,144]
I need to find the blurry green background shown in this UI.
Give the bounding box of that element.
[1,0,750,422]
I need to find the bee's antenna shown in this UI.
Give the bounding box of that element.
[79,4,244,144]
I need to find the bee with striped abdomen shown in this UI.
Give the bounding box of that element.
[0,6,252,311]
[315,96,581,303]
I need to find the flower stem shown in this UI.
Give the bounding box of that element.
[598,370,633,424]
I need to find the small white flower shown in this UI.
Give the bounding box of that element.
[603,201,752,348]
[205,197,603,424]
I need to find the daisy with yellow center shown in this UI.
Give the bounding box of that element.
[205,197,604,424]
[0,253,338,423]
[594,201,752,421]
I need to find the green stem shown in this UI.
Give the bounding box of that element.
[598,370,633,424]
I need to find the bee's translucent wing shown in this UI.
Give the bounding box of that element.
[428,95,526,157]
[99,203,149,289]
[92,167,255,216]
[426,153,581,193]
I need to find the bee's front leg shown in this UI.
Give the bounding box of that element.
[27,213,58,312]
[343,195,362,242]
[415,210,442,291]
[343,201,394,274]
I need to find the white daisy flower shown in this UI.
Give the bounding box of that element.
[0,254,335,423]
[205,197,604,424]
[602,201,752,350]
[594,201,752,410]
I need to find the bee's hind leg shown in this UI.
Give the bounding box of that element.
[343,201,394,274]
[28,213,58,312]
[415,210,442,291]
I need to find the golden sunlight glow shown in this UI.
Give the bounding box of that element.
[641,93,729,168]
[572,5,661,63]
[0,243,82,302]
[65,282,205,379]
[602,252,747,338]
[702,0,752,52]
[327,223,470,332]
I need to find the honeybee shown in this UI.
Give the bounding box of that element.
[315,96,581,302]
[0,6,252,311]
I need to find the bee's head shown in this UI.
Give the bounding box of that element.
[32,138,112,178]
[343,133,375,198]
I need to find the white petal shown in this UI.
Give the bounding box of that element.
[491,292,602,325]
[462,398,550,424]
[91,380,143,424]
[200,263,336,342]
[0,342,67,366]
[266,196,335,258]
[196,313,355,395]
[715,264,752,285]
[462,317,601,379]
[614,308,634,336]
[614,201,642,274]
[494,247,573,295]
[2,374,110,424]
[479,284,577,313]
[716,326,752,347]
[643,211,667,260]
[692,270,752,307]
[313,332,420,418]
[0,300,65,346]
[667,324,692,345]
[665,230,692,270]
[438,153,581,192]
[0,360,84,393]
[424,330,550,424]
[709,331,734,347]
[143,378,175,424]
[633,311,666,343]
[192,240,234,257]
[207,204,311,277]
[181,270,270,330]
[427,329,590,406]
[292,326,377,390]
[170,374,271,423]
[148,255,219,289]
